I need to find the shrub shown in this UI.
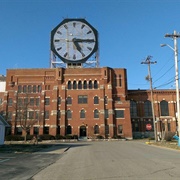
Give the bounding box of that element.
[39,134,55,140]
[5,135,24,141]
[96,135,104,139]
[55,134,65,140]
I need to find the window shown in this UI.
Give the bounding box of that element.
[130,100,137,117]
[94,125,99,134]
[66,125,72,135]
[57,110,61,119]
[28,85,32,93]
[44,127,49,134]
[89,80,92,89]
[8,98,13,106]
[30,98,34,106]
[68,81,71,90]
[58,97,61,105]
[113,74,117,87]
[83,81,87,89]
[115,110,124,118]
[35,111,39,119]
[23,86,27,93]
[105,125,109,135]
[94,109,99,118]
[78,81,82,89]
[45,111,49,119]
[0,98,2,105]
[18,85,22,93]
[67,110,72,119]
[36,98,40,106]
[118,125,123,134]
[119,74,122,87]
[67,97,72,105]
[78,95,88,104]
[38,85,41,93]
[7,112,12,121]
[144,100,152,117]
[160,100,169,116]
[104,96,108,104]
[34,127,39,135]
[29,111,34,119]
[24,98,28,105]
[105,109,109,119]
[73,81,77,89]
[16,127,22,135]
[17,98,23,106]
[94,96,99,104]
[33,85,36,93]
[80,109,85,118]
[94,80,98,89]
[45,98,50,105]
[45,85,50,90]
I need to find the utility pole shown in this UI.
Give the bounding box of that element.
[164,30,180,146]
[141,56,157,142]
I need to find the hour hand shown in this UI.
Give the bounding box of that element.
[73,41,82,52]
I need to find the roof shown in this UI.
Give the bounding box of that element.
[0,115,10,127]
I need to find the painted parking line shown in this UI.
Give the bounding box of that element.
[0,156,16,163]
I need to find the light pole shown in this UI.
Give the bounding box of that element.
[141,56,157,142]
[161,30,180,146]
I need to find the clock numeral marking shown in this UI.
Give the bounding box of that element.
[81,52,85,57]
[81,24,85,29]
[54,39,60,42]
[64,52,68,57]
[57,31,62,34]
[64,24,68,29]
[87,30,92,34]
[73,54,76,59]
[87,47,92,51]
[57,47,62,51]
[73,22,76,27]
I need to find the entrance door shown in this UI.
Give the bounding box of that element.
[80,126,86,136]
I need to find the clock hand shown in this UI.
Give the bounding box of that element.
[73,38,95,42]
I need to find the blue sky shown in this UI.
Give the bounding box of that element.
[1,0,180,90]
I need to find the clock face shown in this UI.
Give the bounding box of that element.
[51,19,98,63]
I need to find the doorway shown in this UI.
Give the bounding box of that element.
[80,125,86,137]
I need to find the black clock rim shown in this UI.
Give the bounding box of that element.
[50,18,98,63]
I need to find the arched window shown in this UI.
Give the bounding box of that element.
[130,100,137,117]
[160,100,169,116]
[144,100,152,117]
[94,109,99,118]
[119,74,122,87]
[83,80,87,89]
[28,85,32,93]
[73,81,77,89]
[94,96,99,104]
[94,125,99,134]
[89,80,92,89]
[38,85,41,93]
[23,86,27,93]
[94,80,98,89]
[78,81,82,89]
[67,110,72,119]
[33,85,36,93]
[67,97,72,105]
[80,109,85,118]
[66,125,72,135]
[67,81,71,90]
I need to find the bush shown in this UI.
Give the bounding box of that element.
[39,134,55,140]
[55,134,65,140]
[5,135,24,141]
[96,135,104,139]
[113,135,122,139]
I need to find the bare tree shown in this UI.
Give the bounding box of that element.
[15,94,42,142]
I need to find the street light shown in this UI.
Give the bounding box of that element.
[161,30,180,146]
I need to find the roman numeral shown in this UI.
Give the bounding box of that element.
[57,31,62,34]
[73,54,76,59]
[64,24,68,29]
[64,52,68,57]
[73,22,76,27]
[87,47,92,51]
[54,39,60,42]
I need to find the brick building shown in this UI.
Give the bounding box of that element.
[2,67,133,139]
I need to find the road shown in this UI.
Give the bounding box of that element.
[32,140,180,180]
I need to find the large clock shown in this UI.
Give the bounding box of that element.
[51,19,98,63]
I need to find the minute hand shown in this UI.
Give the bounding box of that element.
[74,38,95,42]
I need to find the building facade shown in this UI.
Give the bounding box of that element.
[2,67,133,139]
